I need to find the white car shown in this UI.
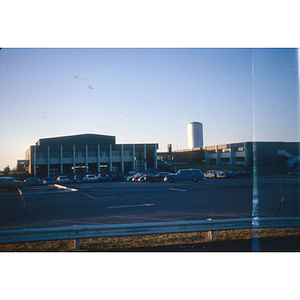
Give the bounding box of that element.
[56,176,72,183]
[83,174,99,182]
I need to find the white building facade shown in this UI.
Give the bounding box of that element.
[25,134,158,177]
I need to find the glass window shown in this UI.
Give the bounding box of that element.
[222,148,230,153]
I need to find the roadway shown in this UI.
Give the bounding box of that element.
[0,175,299,230]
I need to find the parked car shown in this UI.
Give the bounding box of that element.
[56,176,72,183]
[97,173,111,181]
[164,169,205,183]
[138,173,156,182]
[127,172,140,182]
[110,173,124,181]
[0,177,22,191]
[73,175,83,183]
[141,172,172,183]
[132,172,148,182]
[216,170,238,179]
[42,177,56,185]
[83,174,99,182]
[288,169,299,176]
[238,169,252,178]
[204,170,220,179]
[23,177,43,186]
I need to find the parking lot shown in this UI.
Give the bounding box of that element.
[0,175,299,230]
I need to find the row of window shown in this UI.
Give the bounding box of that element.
[36,150,133,159]
[208,147,245,154]
[209,157,245,164]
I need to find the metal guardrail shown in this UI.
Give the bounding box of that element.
[0,217,299,250]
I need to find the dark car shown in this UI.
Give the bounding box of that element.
[97,173,112,181]
[288,169,299,176]
[110,173,124,181]
[141,172,172,183]
[216,170,238,179]
[73,175,83,183]
[132,172,148,182]
[42,177,56,185]
[0,177,22,191]
[164,169,205,183]
[138,172,156,182]
[238,169,252,178]
[23,177,43,186]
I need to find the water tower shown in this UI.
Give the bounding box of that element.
[187,122,203,149]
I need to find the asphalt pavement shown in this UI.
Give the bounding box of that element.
[0,175,299,231]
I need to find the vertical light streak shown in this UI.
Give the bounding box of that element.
[251,50,260,252]
[297,49,300,212]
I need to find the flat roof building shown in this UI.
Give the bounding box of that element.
[25,133,158,178]
[158,141,300,168]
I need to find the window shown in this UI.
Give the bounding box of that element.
[209,158,217,164]
[236,157,245,161]
[222,148,230,153]
[221,158,230,162]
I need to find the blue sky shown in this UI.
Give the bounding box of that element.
[0,48,299,170]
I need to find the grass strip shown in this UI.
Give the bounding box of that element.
[0,227,299,251]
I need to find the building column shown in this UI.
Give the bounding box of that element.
[230,144,234,165]
[86,145,89,173]
[97,144,100,173]
[34,145,37,177]
[244,142,249,166]
[60,145,63,174]
[109,144,113,172]
[47,145,50,177]
[132,144,135,170]
[216,146,220,165]
[121,144,124,174]
[205,148,209,165]
[154,144,158,169]
[144,144,147,170]
[73,145,76,174]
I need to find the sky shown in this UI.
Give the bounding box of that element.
[0,48,299,170]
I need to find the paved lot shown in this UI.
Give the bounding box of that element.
[0,175,299,230]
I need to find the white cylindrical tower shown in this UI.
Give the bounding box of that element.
[187,122,203,149]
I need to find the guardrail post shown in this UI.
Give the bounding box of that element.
[207,230,214,240]
[74,239,80,250]
[207,218,214,241]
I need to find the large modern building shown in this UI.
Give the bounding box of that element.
[158,122,299,168]
[157,141,300,168]
[24,134,158,178]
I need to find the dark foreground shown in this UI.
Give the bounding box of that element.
[135,236,300,251]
